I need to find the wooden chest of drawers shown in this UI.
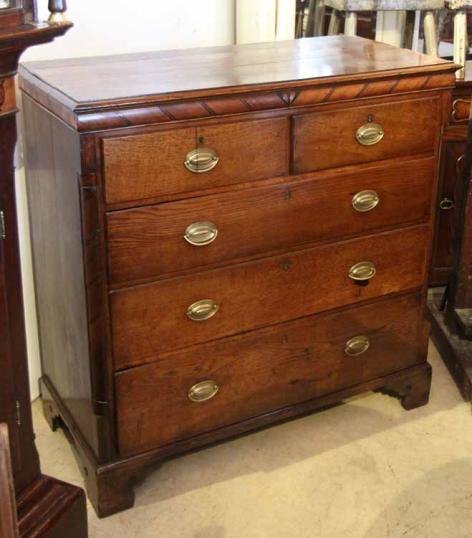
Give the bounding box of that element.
[19,36,456,518]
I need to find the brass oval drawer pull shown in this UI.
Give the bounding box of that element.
[348,261,376,282]
[188,380,219,402]
[355,123,384,146]
[345,335,370,356]
[187,299,219,321]
[184,147,219,173]
[439,197,455,211]
[184,221,218,246]
[352,190,380,213]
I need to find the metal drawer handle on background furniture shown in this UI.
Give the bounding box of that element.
[352,190,380,212]
[439,197,455,211]
[345,335,370,356]
[348,261,376,282]
[187,299,219,321]
[355,123,384,146]
[184,221,218,246]
[184,147,219,173]
[188,380,219,402]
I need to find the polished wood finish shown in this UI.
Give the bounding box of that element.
[107,156,435,286]
[0,424,18,538]
[116,293,424,455]
[293,97,439,173]
[112,225,429,369]
[431,61,472,285]
[20,36,455,518]
[103,117,289,205]
[19,36,451,107]
[22,94,103,457]
[428,111,472,405]
[0,8,87,538]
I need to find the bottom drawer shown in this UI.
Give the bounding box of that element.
[116,293,425,456]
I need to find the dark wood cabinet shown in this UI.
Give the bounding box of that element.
[0,5,88,537]
[20,35,455,518]
[431,62,472,286]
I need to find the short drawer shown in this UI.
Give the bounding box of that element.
[293,97,439,174]
[111,225,429,369]
[107,156,434,286]
[116,293,424,455]
[102,117,289,205]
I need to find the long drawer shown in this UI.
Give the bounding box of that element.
[107,156,435,286]
[111,225,429,369]
[115,293,424,456]
[102,117,289,205]
[293,97,439,173]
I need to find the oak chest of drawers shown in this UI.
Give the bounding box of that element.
[19,36,456,517]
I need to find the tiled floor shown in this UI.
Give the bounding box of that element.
[33,343,472,537]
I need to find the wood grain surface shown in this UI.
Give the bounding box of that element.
[111,225,429,369]
[116,293,423,455]
[107,156,435,286]
[293,96,439,173]
[102,117,289,204]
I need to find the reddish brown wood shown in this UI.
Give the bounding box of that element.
[430,140,466,285]
[42,360,431,519]
[19,36,452,518]
[116,293,424,455]
[293,97,439,173]
[0,424,18,538]
[107,156,434,286]
[111,225,429,369]
[0,8,87,538]
[430,61,472,285]
[102,117,289,205]
[17,36,456,133]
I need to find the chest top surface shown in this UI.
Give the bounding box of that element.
[18,35,456,132]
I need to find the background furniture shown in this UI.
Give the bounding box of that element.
[448,1,472,77]
[431,61,471,284]
[20,36,455,518]
[429,70,472,401]
[0,424,18,538]
[0,1,87,536]
[323,0,444,53]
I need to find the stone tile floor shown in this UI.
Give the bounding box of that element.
[33,343,472,537]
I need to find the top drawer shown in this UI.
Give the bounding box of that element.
[293,97,439,174]
[102,117,289,205]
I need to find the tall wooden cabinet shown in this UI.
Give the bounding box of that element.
[0,2,87,536]
[431,62,472,285]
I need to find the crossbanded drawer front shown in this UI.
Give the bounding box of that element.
[115,293,424,455]
[111,225,429,369]
[102,117,289,205]
[293,97,439,174]
[106,156,434,286]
